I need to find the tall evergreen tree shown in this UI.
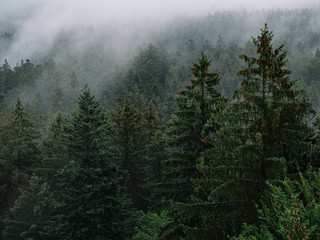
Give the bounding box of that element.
[160,53,226,238]
[2,175,56,240]
[56,85,129,240]
[40,112,70,194]
[0,99,40,170]
[201,24,316,238]
[0,99,40,230]
[111,91,165,211]
[28,92,47,137]
[112,97,145,209]
[112,44,170,106]
[163,53,225,202]
[0,60,13,101]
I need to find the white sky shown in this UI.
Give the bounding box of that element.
[2,0,320,22]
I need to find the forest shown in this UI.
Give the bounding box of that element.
[1,6,320,240]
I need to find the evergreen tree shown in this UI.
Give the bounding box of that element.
[0,60,13,101]
[40,113,70,193]
[0,99,40,228]
[56,85,129,239]
[201,24,316,238]
[232,170,320,240]
[112,44,170,106]
[132,211,171,240]
[28,92,47,137]
[160,53,226,238]
[50,85,64,114]
[112,97,145,209]
[13,59,41,88]
[214,35,226,59]
[2,99,41,169]
[144,101,167,186]
[163,53,225,202]
[2,175,56,240]
[111,91,164,211]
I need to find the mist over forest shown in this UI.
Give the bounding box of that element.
[1,1,320,239]
[1,1,320,110]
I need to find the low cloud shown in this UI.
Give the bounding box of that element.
[0,0,319,63]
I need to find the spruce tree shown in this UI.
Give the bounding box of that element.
[163,53,225,202]
[2,175,56,240]
[0,60,13,101]
[0,99,40,230]
[232,170,320,240]
[112,97,146,209]
[40,112,70,194]
[111,91,165,211]
[0,99,40,170]
[160,53,226,238]
[56,85,129,240]
[200,24,316,238]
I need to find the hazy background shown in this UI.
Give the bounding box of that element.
[1,0,319,63]
[1,0,320,112]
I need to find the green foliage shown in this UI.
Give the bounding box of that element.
[111,90,166,210]
[55,85,130,239]
[234,23,315,173]
[196,24,317,238]
[232,169,320,240]
[0,99,40,229]
[40,112,71,194]
[0,59,42,101]
[160,53,226,239]
[0,99,40,170]
[2,175,56,240]
[111,96,150,210]
[164,52,226,202]
[110,44,170,107]
[229,224,275,240]
[132,211,171,240]
[1,14,320,240]
[0,60,13,101]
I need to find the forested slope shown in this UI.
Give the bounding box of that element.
[0,8,320,240]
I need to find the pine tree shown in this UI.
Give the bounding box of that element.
[232,170,320,240]
[0,60,13,99]
[2,175,56,240]
[40,113,70,194]
[28,92,47,137]
[234,23,315,174]
[111,92,164,211]
[201,24,316,238]
[1,99,41,169]
[163,53,225,202]
[56,85,130,239]
[160,53,226,238]
[111,97,143,207]
[0,99,40,230]
[50,85,64,114]
[112,44,170,106]
[144,101,166,186]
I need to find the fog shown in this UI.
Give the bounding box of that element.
[0,0,319,63]
[0,0,320,120]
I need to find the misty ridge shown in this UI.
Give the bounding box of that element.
[0,2,320,124]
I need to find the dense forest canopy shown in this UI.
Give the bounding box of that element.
[1,2,320,239]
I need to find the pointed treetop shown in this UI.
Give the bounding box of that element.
[77,84,95,107]
[13,98,26,121]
